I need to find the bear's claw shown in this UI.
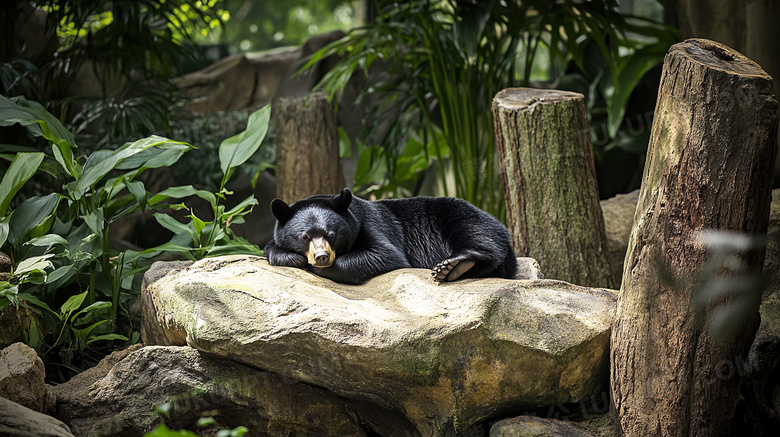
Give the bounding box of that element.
[431,258,475,282]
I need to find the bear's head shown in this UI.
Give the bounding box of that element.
[270,188,357,268]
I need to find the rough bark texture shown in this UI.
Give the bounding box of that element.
[675,0,780,177]
[275,91,344,203]
[611,39,778,437]
[493,88,615,289]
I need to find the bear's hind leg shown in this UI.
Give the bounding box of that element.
[431,256,476,282]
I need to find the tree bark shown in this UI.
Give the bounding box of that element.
[493,88,615,289]
[611,39,778,437]
[275,91,344,203]
[675,0,780,180]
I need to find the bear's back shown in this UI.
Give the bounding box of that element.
[371,197,511,269]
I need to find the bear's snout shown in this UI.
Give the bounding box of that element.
[314,251,330,265]
[307,236,335,268]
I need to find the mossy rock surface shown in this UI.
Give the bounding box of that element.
[143,255,617,436]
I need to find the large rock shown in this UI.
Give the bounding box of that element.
[0,302,38,351]
[142,255,617,436]
[490,416,594,437]
[0,396,74,437]
[0,342,53,413]
[599,189,639,287]
[51,344,365,437]
[736,189,780,434]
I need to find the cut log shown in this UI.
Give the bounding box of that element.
[493,88,615,288]
[611,39,778,437]
[275,91,344,203]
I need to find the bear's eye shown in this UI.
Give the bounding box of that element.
[326,231,335,239]
[300,234,311,242]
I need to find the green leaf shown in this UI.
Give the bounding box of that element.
[28,320,42,349]
[8,193,61,245]
[606,42,669,137]
[66,223,101,263]
[604,131,651,154]
[25,234,68,248]
[196,417,217,427]
[188,213,206,245]
[154,214,197,245]
[223,195,258,218]
[453,0,491,58]
[45,265,75,287]
[0,95,81,179]
[149,185,216,207]
[0,152,45,217]
[18,292,56,315]
[72,319,108,341]
[71,301,111,322]
[114,142,191,170]
[0,220,8,248]
[15,254,54,275]
[219,105,271,179]
[337,127,352,158]
[83,209,105,236]
[124,178,148,211]
[60,290,88,319]
[0,96,76,148]
[85,333,128,346]
[72,136,183,200]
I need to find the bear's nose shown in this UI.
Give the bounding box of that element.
[314,251,330,265]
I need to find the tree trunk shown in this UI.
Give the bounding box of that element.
[675,0,780,181]
[275,91,344,203]
[493,88,615,289]
[611,39,778,437]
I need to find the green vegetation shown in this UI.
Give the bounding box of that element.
[144,403,248,437]
[307,0,679,215]
[0,0,680,385]
[0,94,270,382]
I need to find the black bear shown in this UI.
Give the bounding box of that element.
[264,188,517,285]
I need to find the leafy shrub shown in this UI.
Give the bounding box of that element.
[0,94,269,381]
[306,0,679,213]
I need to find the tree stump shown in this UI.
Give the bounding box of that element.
[275,91,344,203]
[611,39,778,437]
[493,88,615,289]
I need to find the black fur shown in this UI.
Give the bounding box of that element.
[264,188,517,285]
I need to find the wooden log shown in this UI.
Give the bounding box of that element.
[611,39,778,437]
[275,91,344,203]
[493,88,616,289]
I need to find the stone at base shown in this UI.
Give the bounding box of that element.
[0,396,74,437]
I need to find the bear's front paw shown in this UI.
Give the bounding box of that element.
[268,251,308,268]
[431,258,476,282]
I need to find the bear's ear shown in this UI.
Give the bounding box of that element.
[270,198,291,222]
[332,187,353,212]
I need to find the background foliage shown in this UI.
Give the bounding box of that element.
[0,94,269,382]
[1,0,679,385]
[308,0,678,215]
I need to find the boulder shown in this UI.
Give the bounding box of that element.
[0,342,53,413]
[0,396,74,437]
[598,189,639,287]
[172,30,347,115]
[0,302,38,351]
[142,255,617,436]
[0,251,11,282]
[490,416,594,437]
[50,344,365,437]
[736,188,780,434]
[172,49,300,114]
